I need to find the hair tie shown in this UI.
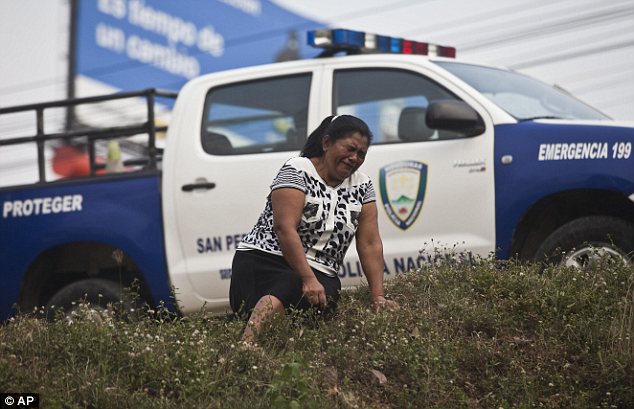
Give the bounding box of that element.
[331,115,340,122]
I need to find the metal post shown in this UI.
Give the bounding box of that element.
[65,0,78,131]
[36,108,46,183]
[147,90,157,170]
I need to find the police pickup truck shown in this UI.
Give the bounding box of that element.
[1,29,632,321]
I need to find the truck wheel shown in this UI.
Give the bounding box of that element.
[534,216,634,267]
[45,278,135,321]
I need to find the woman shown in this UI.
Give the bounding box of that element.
[230,115,398,343]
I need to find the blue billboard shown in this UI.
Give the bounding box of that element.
[75,0,322,92]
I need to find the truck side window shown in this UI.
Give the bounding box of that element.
[334,69,463,143]
[201,74,311,155]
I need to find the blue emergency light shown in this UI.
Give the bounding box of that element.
[308,28,456,58]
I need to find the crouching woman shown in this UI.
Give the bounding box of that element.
[229,115,398,343]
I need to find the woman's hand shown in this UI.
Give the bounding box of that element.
[303,277,327,310]
[371,295,399,312]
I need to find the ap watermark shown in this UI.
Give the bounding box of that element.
[1,393,39,408]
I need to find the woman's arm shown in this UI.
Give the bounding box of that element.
[356,202,399,310]
[271,188,327,309]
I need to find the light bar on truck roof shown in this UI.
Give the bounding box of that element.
[308,28,456,58]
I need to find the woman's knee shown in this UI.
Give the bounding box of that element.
[252,295,286,318]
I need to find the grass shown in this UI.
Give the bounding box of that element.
[1,257,632,408]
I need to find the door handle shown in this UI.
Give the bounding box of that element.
[181,182,216,192]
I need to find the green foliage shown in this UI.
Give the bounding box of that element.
[266,361,320,409]
[1,258,632,408]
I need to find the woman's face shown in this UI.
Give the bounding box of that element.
[322,131,370,183]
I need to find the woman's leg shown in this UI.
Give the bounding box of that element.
[242,294,285,344]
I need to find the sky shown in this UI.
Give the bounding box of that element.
[0,0,633,121]
[0,1,69,106]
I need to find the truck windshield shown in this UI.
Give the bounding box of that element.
[435,61,608,121]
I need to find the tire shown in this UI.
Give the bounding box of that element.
[45,278,135,321]
[533,216,634,267]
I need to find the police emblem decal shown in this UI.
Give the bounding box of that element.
[379,160,428,230]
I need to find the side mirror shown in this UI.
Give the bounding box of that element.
[426,100,486,137]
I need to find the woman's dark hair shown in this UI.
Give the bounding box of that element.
[300,115,373,158]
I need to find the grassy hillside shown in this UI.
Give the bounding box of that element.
[1,258,632,408]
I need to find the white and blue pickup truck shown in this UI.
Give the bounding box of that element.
[1,29,632,321]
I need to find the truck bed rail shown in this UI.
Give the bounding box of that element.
[0,89,178,183]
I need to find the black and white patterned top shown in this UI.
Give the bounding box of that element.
[238,157,376,276]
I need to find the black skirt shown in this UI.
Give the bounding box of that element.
[229,249,341,317]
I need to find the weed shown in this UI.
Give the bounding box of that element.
[1,259,632,408]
